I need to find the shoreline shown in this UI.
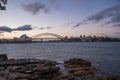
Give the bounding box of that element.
[0,54,120,80]
[0,41,120,44]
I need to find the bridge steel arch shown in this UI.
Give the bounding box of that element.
[31,33,65,40]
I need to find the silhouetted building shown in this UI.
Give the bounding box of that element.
[14,34,32,43]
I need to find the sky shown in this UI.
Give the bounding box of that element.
[0,0,120,38]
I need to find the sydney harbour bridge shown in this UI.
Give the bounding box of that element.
[31,33,65,42]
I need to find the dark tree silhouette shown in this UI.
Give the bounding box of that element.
[0,0,7,10]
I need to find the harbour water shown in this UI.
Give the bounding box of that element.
[0,42,120,76]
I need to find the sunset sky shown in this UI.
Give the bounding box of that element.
[0,0,120,38]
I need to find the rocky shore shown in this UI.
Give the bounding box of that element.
[0,54,120,80]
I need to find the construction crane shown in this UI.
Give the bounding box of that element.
[0,0,7,10]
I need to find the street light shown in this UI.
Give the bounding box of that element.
[0,0,7,10]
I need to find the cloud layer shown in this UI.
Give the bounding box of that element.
[0,25,53,33]
[14,25,32,31]
[73,5,120,28]
[35,27,52,30]
[0,25,33,32]
[0,26,12,32]
[22,1,50,14]
[21,0,83,15]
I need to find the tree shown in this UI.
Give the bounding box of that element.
[0,0,7,10]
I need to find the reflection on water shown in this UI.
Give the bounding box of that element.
[0,42,120,75]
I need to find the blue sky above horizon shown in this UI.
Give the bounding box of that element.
[0,0,120,38]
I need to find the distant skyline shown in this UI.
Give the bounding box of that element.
[0,0,120,38]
